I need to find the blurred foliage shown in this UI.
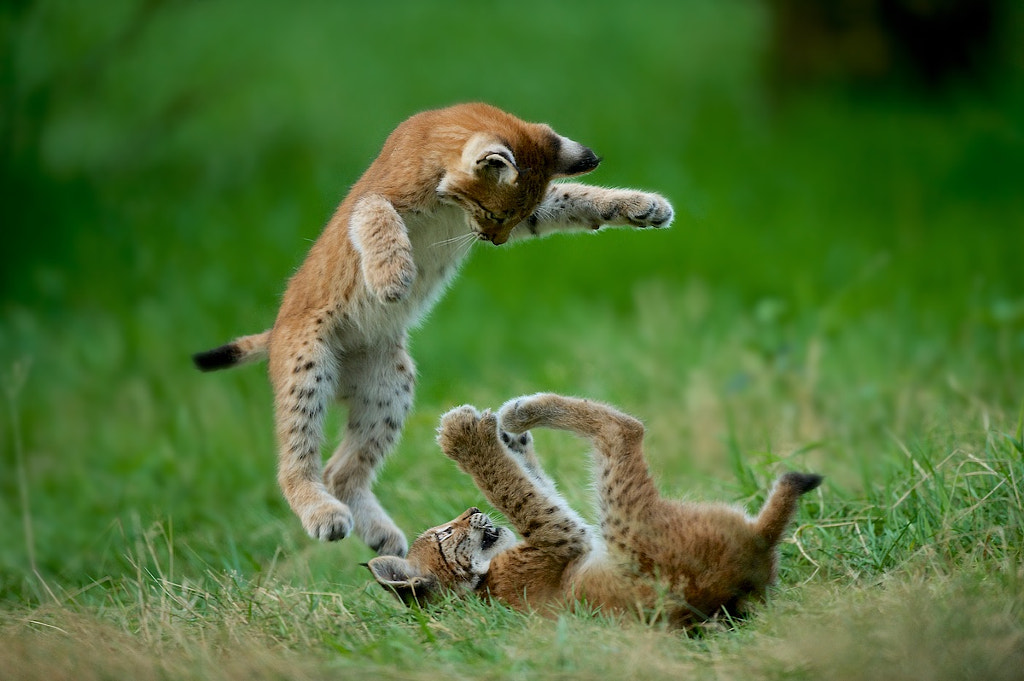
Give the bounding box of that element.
[3,0,1022,318]
[765,0,1019,91]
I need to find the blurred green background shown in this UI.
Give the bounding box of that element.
[2,0,1023,603]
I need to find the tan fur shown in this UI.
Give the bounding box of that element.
[368,394,822,628]
[193,104,674,555]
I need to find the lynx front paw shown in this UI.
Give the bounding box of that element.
[301,498,354,542]
[438,404,482,437]
[367,253,417,303]
[607,191,673,229]
[437,405,499,462]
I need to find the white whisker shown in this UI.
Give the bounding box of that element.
[456,233,478,260]
[432,232,477,249]
[430,234,459,247]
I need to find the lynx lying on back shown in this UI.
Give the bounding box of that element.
[192,104,673,556]
[368,394,822,627]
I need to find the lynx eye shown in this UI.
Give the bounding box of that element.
[485,208,516,224]
[435,527,454,542]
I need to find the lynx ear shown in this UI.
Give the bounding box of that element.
[365,556,439,606]
[476,149,520,184]
[473,148,516,179]
[553,134,601,178]
[463,134,519,185]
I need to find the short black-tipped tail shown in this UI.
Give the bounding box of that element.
[192,343,243,372]
[192,330,271,372]
[754,472,824,545]
[780,472,824,496]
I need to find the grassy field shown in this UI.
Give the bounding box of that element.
[3,1,1024,678]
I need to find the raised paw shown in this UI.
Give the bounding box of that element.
[621,192,673,228]
[436,405,500,463]
[499,429,533,455]
[301,498,354,542]
[438,404,482,439]
[497,392,559,434]
[368,252,417,303]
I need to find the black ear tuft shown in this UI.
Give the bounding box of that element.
[553,134,602,178]
[560,146,601,176]
[782,472,824,495]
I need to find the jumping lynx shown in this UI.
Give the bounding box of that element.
[193,104,673,556]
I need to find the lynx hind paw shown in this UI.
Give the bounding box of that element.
[623,192,673,228]
[497,393,558,434]
[499,429,533,454]
[363,523,409,558]
[302,498,354,542]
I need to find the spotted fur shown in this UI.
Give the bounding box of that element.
[368,394,822,628]
[192,104,674,556]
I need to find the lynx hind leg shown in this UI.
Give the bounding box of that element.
[497,393,657,537]
[497,393,643,447]
[322,344,414,557]
[270,337,353,542]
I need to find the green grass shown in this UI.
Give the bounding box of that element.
[3,0,1024,678]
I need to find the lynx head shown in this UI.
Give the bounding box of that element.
[433,103,601,245]
[366,506,516,606]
